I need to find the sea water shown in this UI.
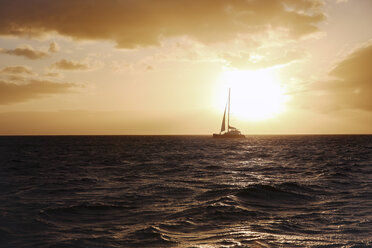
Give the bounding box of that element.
[0,135,371,247]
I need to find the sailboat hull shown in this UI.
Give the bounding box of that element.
[213,133,245,138]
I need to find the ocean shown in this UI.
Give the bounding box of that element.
[0,135,371,247]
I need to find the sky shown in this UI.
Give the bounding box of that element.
[0,0,371,135]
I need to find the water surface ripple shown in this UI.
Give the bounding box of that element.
[0,135,371,247]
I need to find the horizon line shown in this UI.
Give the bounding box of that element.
[1,133,372,136]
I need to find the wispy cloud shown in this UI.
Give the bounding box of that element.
[1,65,35,75]
[223,50,306,70]
[44,72,61,78]
[0,45,48,60]
[0,79,79,105]
[0,41,60,60]
[49,59,90,71]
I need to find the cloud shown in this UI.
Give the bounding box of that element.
[0,65,35,75]
[49,41,60,53]
[49,59,90,71]
[0,79,78,105]
[329,43,372,85]
[0,65,36,82]
[44,72,61,77]
[302,41,372,112]
[0,45,48,60]
[223,50,306,69]
[0,0,325,48]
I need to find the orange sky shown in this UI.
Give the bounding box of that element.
[0,0,371,135]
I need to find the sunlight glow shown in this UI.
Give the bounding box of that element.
[217,69,290,121]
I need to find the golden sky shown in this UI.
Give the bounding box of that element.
[0,0,371,134]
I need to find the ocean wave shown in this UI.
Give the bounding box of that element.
[41,203,132,217]
[170,200,262,224]
[196,188,234,201]
[125,226,177,247]
[158,220,202,234]
[140,185,195,198]
[235,183,315,206]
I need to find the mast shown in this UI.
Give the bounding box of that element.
[228,88,230,132]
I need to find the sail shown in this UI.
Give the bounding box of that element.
[228,125,237,130]
[220,104,227,132]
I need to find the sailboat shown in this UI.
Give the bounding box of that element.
[213,88,245,138]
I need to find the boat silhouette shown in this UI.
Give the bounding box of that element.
[213,88,245,138]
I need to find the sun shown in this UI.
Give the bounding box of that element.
[216,69,289,121]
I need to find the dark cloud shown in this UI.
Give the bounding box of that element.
[0,45,48,59]
[329,43,372,86]
[223,50,305,69]
[302,41,372,112]
[50,59,90,71]
[1,65,35,75]
[0,80,78,105]
[0,0,325,48]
